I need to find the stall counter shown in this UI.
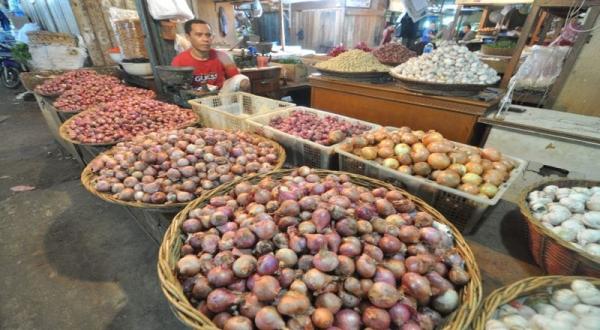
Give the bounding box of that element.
[309,76,500,144]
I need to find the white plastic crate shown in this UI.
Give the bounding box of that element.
[336,128,528,233]
[246,107,380,169]
[188,92,294,131]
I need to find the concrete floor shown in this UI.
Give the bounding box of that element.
[0,85,559,329]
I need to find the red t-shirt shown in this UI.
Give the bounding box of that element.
[171,49,240,88]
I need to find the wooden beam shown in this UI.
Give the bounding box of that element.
[449,5,462,39]
[545,6,600,108]
[478,6,490,28]
[500,4,541,88]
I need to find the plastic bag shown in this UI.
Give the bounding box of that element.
[109,7,148,59]
[146,0,193,21]
[220,74,249,93]
[15,23,40,43]
[513,45,570,90]
[29,44,87,70]
[174,33,191,53]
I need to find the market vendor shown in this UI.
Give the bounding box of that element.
[172,19,249,92]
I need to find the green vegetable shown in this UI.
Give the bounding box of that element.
[11,43,31,64]
[275,57,301,64]
[487,40,516,49]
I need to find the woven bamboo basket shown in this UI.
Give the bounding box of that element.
[158,169,483,330]
[471,276,600,329]
[519,179,600,276]
[27,31,77,47]
[80,133,286,211]
[59,108,200,147]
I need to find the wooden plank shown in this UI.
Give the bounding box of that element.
[545,7,600,108]
[70,0,106,66]
[83,0,115,65]
[500,4,541,88]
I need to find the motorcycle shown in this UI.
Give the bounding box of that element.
[0,41,27,89]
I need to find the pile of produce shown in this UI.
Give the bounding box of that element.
[54,83,155,112]
[269,110,372,146]
[34,70,120,97]
[485,39,517,49]
[527,185,600,258]
[88,128,282,205]
[65,98,198,144]
[316,49,390,73]
[372,42,416,65]
[327,42,372,57]
[338,127,517,199]
[392,44,500,85]
[176,167,472,329]
[485,279,600,330]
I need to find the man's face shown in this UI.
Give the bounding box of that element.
[463,26,470,32]
[188,23,214,52]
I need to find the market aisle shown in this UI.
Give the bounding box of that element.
[0,88,181,329]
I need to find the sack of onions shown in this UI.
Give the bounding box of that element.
[61,98,199,145]
[54,82,155,113]
[158,167,482,329]
[81,127,285,209]
[471,276,600,330]
[337,127,522,200]
[520,180,600,276]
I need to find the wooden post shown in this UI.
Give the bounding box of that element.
[500,4,542,89]
[280,1,286,51]
[449,5,462,40]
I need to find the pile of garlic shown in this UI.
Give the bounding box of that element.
[486,279,600,330]
[528,185,600,257]
[392,43,500,85]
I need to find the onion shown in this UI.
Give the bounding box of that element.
[191,276,212,299]
[398,226,420,244]
[312,307,335,329]
[277,200,300,216]
[361,147,378,160]
[378,147,394,159]
[253,275,281,302]
[481,147,501,161]
[435,170,461,188]
[275,248,298,268]
[356,254,377,278]
[449,266,470,285]
[277,290,311,316]
[375,198,396,216]
[458,183,480,195]
[207,265,235,287]
[335,309,361,330]
[325,231,342,253]
[362,306,391,330]
[379,234,403,254]
[235,228,257,249]
[427,153,451,170]
[426,271,454,296]
[312,208,332,232]
[448,163,466,176]
[389,303,412,327]
[335,218,358,237]
[374,266,396,286]
[256,253,279,275]
[420,227,442,246]
[363,244,384,262]
[336,255,356,276]
[316,292,343,314]
[465,161,483,175]
[206,288,239,313]
[213,312,232,328]
[368,282,400,308]
[402,272,432,305]
[224,316,253,330]
[305,233,327,254]
[251,219,277,240]
[422,131,443,146]
[313,250,339,272]
[303,268,332,291]
[177,255,201,277]
[383,259,406,279]
[480,182,499,198]
[413,162,432,177]
[290,279,308,295]
[255,306,285,330]
[240,293,264,318]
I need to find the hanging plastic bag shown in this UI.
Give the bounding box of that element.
[146,0,193,21]
[109,7,148,59]
[513,45,570,90]
[15,22,40,43]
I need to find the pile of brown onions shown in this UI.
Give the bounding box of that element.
[34,69,113,96]
[269,110,372,146]
[66,98,197,144]
[89,128,281,204]
[176,167,470,329]
[372,43,416,65]
[339,127,517,199]
[54,82,155,113]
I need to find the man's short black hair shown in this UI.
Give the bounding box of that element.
[184,19,210,34]
[464,24,472,29]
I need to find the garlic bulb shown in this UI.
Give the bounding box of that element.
[571,304,600,317]
[543,204,572,225]
[552,226,578,242]
[577,315,600,330]
[586,194,600,211]
[551,289,580,311]
[584,243,600,257]
[571,280,600,306]
[554,310,578,325]
[577,229,600,245]
[501,314,528,328]
[556,188,572,200]
[560,197,586,213]
[544,185,559,195]
[582,212,600,229]
[534,303,559,317]
[485,319,509,330]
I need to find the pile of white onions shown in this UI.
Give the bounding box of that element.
[66,98,197,144]
[486,279,600,330]
[89,127,281,204]
[338,127,517,199]
[176,167,471,330]
[528,185,600,257]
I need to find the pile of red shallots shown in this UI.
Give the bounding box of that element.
[66,98,198,144]
[34,70,120,96]
[269,110,372,146]
[176,167,470,330]
[89,128,281,204]
[54,83,155,113]
[372,43,416,65]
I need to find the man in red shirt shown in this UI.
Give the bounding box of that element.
[172,19,248,91]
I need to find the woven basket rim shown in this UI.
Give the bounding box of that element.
[59,107,201,147]
[472,275,600,329]
[80,132,286,210]
[158,168,482,330]
[518,178,600,263]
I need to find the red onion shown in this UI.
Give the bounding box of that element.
[253,275,281,302]
[290,279,308,295]
[449,266,470,286]
[207,265,235,287]
[289,233,307,253]
[316,292,343,314]
[339,237,361,257]
[232,255,257,278]
[257,253,279,275]
[335,255,356,276]
[251,219,277,240]
[398,226,420,244]
[339,290,361,308]
[305,234,327,254]
[335,218,358,237]
[312,307,334,329]
[224,316,253,330]
[378,234,403,254]
[313,250,339,272]
[368,282,400,308]
[212,312,232,328]
[277,200,300,216]
[383,259,406,279]
[334,309,361,330]
[177,255,201,277]
[356,254,377,278]
[206,288,239,313]
[362,306,391,330]
[191,276,212,299]
[402,272,432,305]
[182,219,202,233]
[278,268,296,288]
[303,268,332,291]
[374,266,396,286]
[401,321,421,330]
[426,271,453,295]
[343,277,363,297]
[389,303,412,327]
[363,244,384,262]
[355,204,375,220]
[375,198,396,216]
[277,290,311,316]
[420,227,442,246]
[235,228,257,248]
[325,231,342,253]
[312,208,332,232]
[414,212,433,228]
[214,250,235,267]
[200,234,219,254]
[255,306,285,330]
[240,293,264,318]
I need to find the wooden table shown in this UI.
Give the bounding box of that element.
[309,76,501,145]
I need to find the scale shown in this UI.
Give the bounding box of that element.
[155,66,217,108]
